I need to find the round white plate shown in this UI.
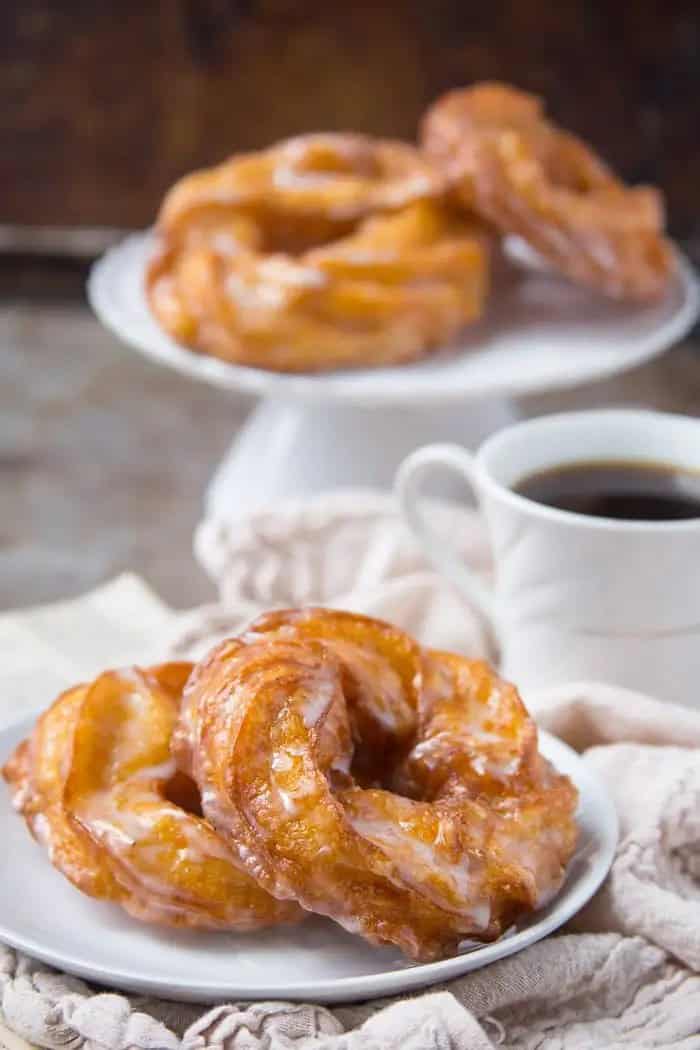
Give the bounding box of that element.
[88,233,698,408]
[0,720,617,1004]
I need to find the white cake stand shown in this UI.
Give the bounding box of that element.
[88,234,698,521]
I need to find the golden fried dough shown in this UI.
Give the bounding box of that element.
[422,82,673,301]
[182,608,578,960]
[147,134,489,371]
[3,663,301,930]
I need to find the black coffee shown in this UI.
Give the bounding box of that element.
[514,459,700,521]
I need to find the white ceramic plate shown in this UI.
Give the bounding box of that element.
[88,233,698,408]
[0,720,616,1004]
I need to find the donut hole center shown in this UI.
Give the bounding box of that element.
[344,715,418,796]
[539,131,612,197]
[324,663,421,795]
[347,741,410,793]
[180,205,357,257]
[163,770,203,817]
[255,209,357,255]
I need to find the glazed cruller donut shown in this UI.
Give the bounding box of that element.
[147,133,489,372]
[3,608,578,960]
[422,82,673,301]
[179,608,579,961]
[3,662,302,930]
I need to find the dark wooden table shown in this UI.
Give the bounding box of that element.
[2,268,698,611]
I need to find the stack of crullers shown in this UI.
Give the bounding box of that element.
[147,82,674,373]
[4,608,578,961]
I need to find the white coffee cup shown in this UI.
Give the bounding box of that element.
[395,410,700,706]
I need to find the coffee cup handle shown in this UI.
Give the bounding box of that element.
[395,444,499,650]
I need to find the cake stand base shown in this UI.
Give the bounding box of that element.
[205,396,519,520]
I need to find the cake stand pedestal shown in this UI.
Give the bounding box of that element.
[204,397,519,518]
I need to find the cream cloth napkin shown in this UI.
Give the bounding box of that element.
[2,491,700,1050]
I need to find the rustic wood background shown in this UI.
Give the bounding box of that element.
[2,0,699,253]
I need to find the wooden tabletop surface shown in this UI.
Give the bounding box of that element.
[2,285,699,612]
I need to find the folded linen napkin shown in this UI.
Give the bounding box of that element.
[1,491,700,1050]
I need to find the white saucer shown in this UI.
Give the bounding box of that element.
[88,232,698,408]
[0,721,617,1004]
